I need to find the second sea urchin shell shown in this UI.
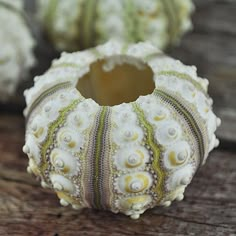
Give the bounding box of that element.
[23,41,220,219]
[0,0,35,101]
[37,0,194,51]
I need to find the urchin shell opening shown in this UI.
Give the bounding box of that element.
[76,55,155,106]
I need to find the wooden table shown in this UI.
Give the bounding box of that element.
[0,0,235,235]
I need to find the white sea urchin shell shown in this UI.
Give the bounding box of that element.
[23,40,220,219]
[37,0,194,51]
[0,0,35,101]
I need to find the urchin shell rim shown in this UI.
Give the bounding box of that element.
[24,40,209,117]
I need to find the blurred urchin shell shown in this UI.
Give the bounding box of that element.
[23,41,220,219]
[0,0,35,102]
[37,0,194,51]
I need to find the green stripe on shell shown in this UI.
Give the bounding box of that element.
[132,103,165,204]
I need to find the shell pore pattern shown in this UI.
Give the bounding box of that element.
[23,41,220,219]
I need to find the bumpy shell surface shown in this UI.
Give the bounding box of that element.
[37,0,194,51]
[23,41,220,219]
[0,0,35,101]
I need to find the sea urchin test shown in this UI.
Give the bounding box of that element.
[0,0,35,101]
[37,0,194,51]
[23,41,220,219]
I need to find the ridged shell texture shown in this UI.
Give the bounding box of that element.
[23,41,220,219]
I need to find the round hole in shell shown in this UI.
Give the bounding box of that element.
[76,55,155,106]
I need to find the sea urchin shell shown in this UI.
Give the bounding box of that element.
[0,0,35,101]
[23,41,220,219]
[37,0,194,51]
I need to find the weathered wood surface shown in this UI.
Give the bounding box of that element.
[0,0,236,235]
[0,114,235,236]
